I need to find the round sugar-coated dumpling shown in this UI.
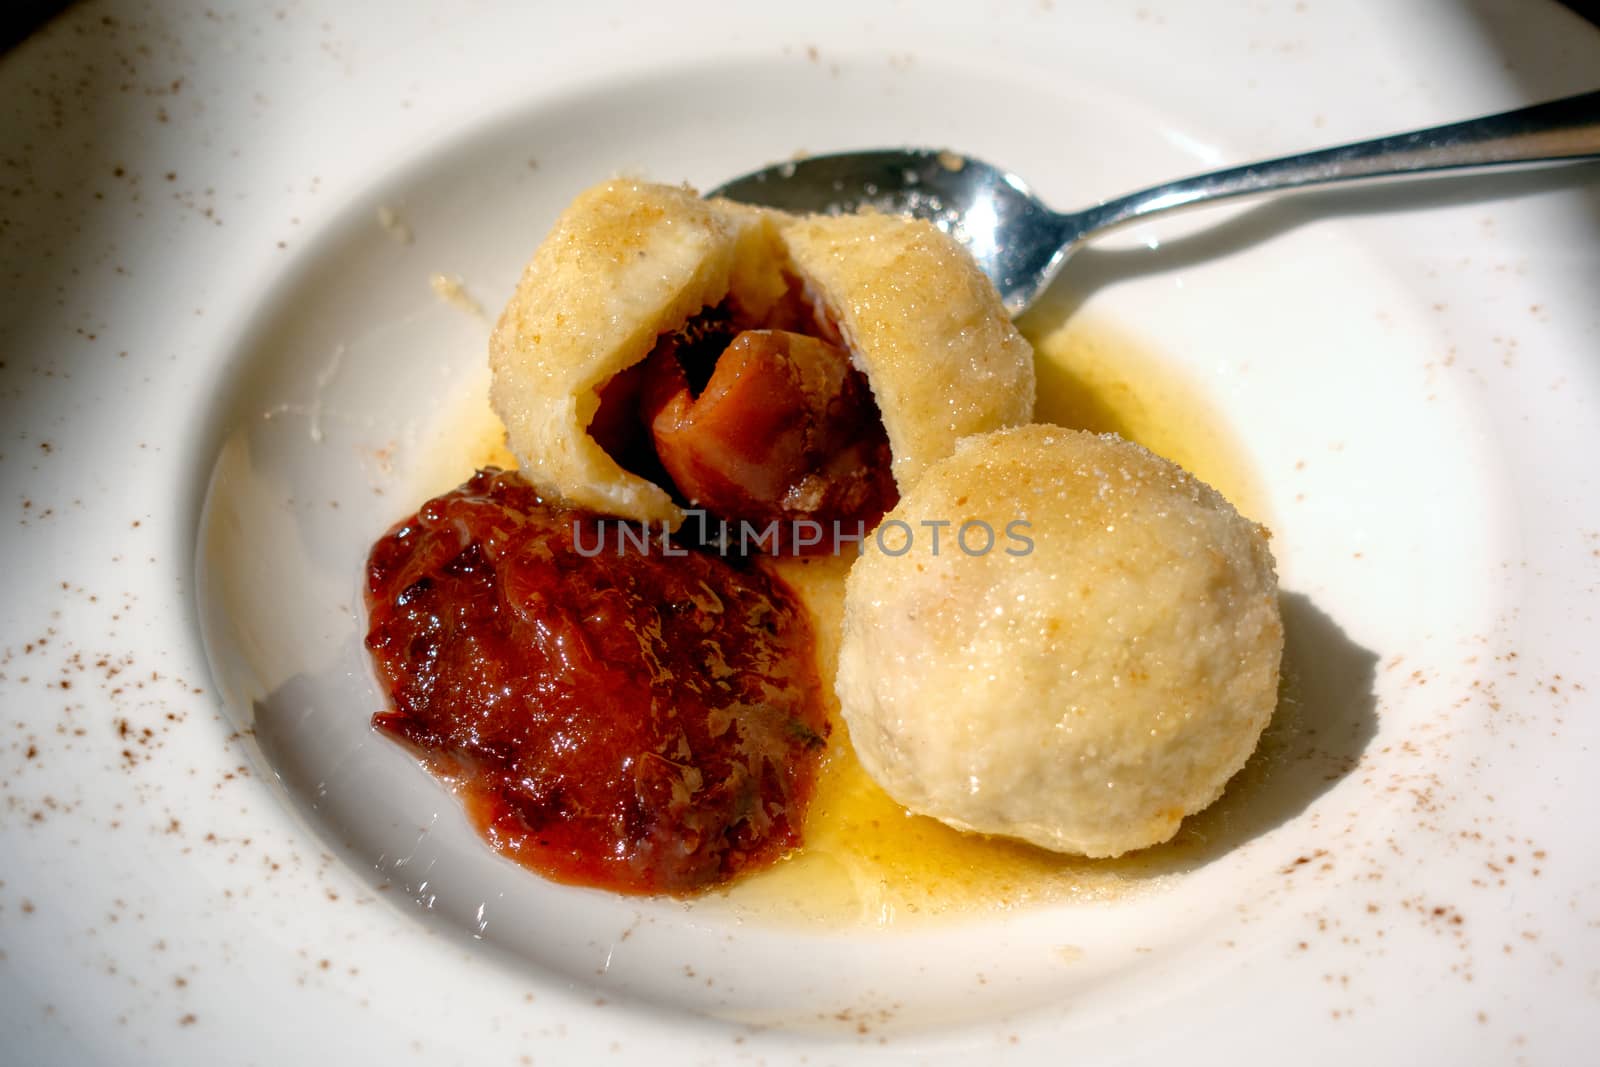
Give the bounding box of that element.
[835,425,1284,858]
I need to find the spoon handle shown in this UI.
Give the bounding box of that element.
[1070,89,1600,240]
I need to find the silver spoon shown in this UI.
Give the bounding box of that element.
[710,90,1600,316]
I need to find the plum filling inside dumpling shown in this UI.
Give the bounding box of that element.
[589,294,898,549]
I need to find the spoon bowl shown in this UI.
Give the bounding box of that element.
[710,91,1600,316]
[712,150,1072,314]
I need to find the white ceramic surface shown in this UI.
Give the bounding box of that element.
[3,2,1598,1064]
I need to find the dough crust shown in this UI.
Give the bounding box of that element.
[835,425,1283,858]
[780,212,1035,492]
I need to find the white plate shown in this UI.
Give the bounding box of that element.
[3,2,1599,1063]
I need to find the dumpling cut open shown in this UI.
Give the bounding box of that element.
[489,179,1035,533]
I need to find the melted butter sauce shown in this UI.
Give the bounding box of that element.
[416,366,519,497]
[1022,304,1266,524]
[730,551,1143,926]
[432,309,1298,928]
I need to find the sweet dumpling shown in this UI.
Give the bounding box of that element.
[834,425,1284,858]
[489,179,1035,532]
